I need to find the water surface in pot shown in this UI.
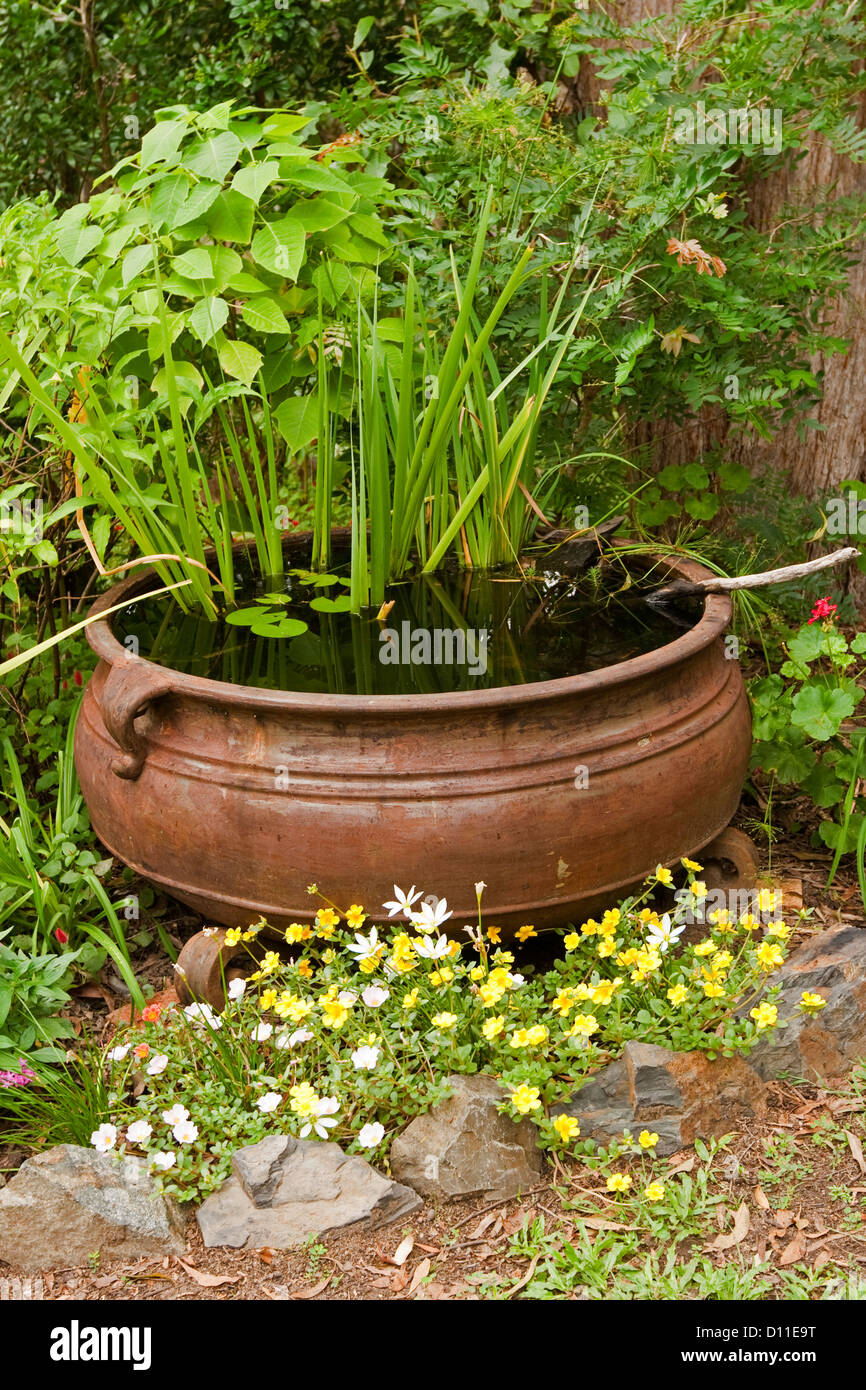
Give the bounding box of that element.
[119,556,699,696]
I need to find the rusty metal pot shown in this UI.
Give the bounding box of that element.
[74,550,752,938]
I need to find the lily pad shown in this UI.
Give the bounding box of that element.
[309,594,353,613]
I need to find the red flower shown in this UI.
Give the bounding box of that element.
[808,596,838,625]
[54,928,69,945]
[73,670,83,687]
[141,1003,162,1023]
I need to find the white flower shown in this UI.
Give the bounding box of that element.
[91,1123,117,1153]
[414,933,451,960]
[250,1022,273,1042]
[646,913,685,954]
[345,928,380,961]
[508,973,525,989]
[338,991,357,1007]
[183,1002,222,1030]
[300,1095,339,1140]
[383,884,422,918]
[126,1119,153,1145]
[146,1053,168,1077]
[256,1091,282,1113]
[107,1044,129,1062]
[358,1121,385,1148]
[410,897,453,933]
[173,1119,198,1144]
[228,978,246,1001]
[361,983,390,1007]
[275,1027,314,1049]
[151,1151,175,1171]
[162,1104,189,1127]
[351,1044,380,1071]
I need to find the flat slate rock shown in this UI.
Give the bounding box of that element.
[0,1145,186,1272]
[197,1135,421,1249]
[390,1073,544,1201]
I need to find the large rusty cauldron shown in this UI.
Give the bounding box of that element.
[74,552,752,940]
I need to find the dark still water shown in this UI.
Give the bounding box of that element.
[118,558,695,696]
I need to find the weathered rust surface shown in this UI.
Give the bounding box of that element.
[74,549,752,938]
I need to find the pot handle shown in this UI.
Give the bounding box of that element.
[100,660,174,781]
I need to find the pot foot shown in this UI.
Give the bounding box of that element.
[175,929,248,1011]
[699,827,760,895]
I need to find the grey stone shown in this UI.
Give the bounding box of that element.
[747,925,866,1081]
[197,1135,421,1250]
[0,1145,186,1272]
[553,1041,766,1156]
[389,1073,544,1201]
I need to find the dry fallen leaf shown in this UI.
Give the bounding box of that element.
[408,1257,431,1295]
[779,1233,806,1266]
[176,1259,240,1289]
[845,1130,866,1175]
[294,1276,332,1299]
[256,1247,276,1264]
[390,1266,410,1293]
[773,1209,795,1231]
[754,1186,770,1210]
[390,1235,415,1267]
[708,1201,750,1251]
[468,1211,498,1242]
[581,1217,629,1232]
[667,1155,696,1176]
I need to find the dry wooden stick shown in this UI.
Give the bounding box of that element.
[649,546,860,604]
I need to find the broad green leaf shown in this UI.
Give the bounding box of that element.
[183,130,242,183]
[352,15,375,47]
[240,296,290,335]
[347,211,389,247]
[152,360,203,397]
[189,296,230,345]
[231,161,281,203]
[683,494,719,520]
[309,594,352,613]
[283,163,350,193]
[205,189,255,242]
[217,337,263,387]
[683,462,710,489]
[139,119,189,170]
[289,198,351,233]
[55,222,103,266]
[274,394,319,451]
[122,243,153,287]
[262,113,311,138]
[791,684,857,741]
[251,217,305,279]
[173,179,221,227]
[250,615,309,638]
[172,248,214,281]
[225,270,271,295]
[207,245,243,289]
[149,172,191,229]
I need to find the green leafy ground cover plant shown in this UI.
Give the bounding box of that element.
[46,861,823,1204]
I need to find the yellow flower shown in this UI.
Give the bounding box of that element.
[654,865,674,887]
[755,942,785,972]
[601,908,621,932]
[767,921,790,939]
[429,967,454,987]
[702,981,725,999]
[387,933,418,975]
[800,991,826,1012]
[345,904,366,929]
[591,978,622,1006]
[315,907,340,930]
[316,922,336,940]
[714,951,733,970]
[479,981,506,1008]
[597,938,617,958]
[469,965,486,982]
[493,951,515,967]
[581,919,599,937]
[321,998,350,1029]
[750,1001,778,1030]
[739,913,760,932]
[758,888,782,915]
[509,1028,532,1048]
[568,1013,599,1038]
[606,1173,632,1193]
[708,909,734,933]
[617,948,639,967]
[552,988,576,1016]
[260,988,278,1010]
[693,939,717,957]
[638,1130,659,1149]
[510,1084,541,1115]
[224,928,243,947]
[667,984,689,1005]
[431,1012,458,1031]
[482,1014,505,1041]
[691,880,707,899]
[644,1182,665,1201]
[275,992,313,1023]
[402,988,419,1011]
[289,1081,319,1118]
[285,922,311,944]
[525,1024,548,1046]
[515,924,537,943]
[486,926,502,944]
[296,959,313,979]
[681,858,703,872]
[322,948,335,964]
[563,931,580,951]
[552,1114,580,1144]
[358,952,383,975]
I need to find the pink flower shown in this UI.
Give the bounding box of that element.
[808,596,838,625]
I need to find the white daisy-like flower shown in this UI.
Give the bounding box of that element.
[146,1053,168,1076]
[646,913,685,954]
[173,1119,198,1144]
[126,1119,153,1145]
[361,984,389,1008]
[90,1123,117,1153]
[227,977,246,1001]
[300,1096,339,1140]
[414,933,451,960]
[410,898,453,933]
[256,1091,282,1113]
[338,991,358,1008]
[383,885,422,918]
[107,1044,130,1062]
[250,1022,273,1042]
[351,1044,380,1071]
[358,1121,385,1148]
[162,1103,189,1127]
[275,1027,314,1050]
[151,1151,176,1171]
[508,973,525,989]
[183,1002,222,1030]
